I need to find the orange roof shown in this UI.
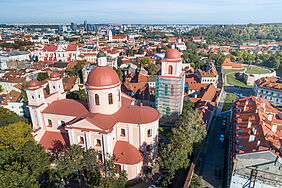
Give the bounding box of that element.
[221,58,243,69]
[255,77,282,92]
[233,96,282,156]
[113,141,143,165]
[38,131,70,151]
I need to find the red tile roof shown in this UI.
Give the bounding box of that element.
[222,58,244,69]
[113,141,143,165]
[233,96,282,156]
[255,77,282,92]
[38,131,70,152]
[42,99,89,117]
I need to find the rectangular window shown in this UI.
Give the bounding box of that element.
[47,119,52,127]
[79,137,84,144]
[96,139,101,146]
[147,129,152,137]
[120,129,126,137]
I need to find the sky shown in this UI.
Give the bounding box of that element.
[0,0,281,24]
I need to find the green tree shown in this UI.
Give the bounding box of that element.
[140,58,151,65]
[0,122,50,187]
[55,145,127,187]
[117,57,123,67]
[148,63,159,75]
[66,89,87,101]
[37,72,49,82]
[159,101,207,186]
[0,107,27,127]
[189,173,202,188]
[0,85,3,93]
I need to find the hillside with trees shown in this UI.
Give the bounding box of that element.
[185,24,282,44]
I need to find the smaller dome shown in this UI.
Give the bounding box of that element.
[97,51,106,58]
[50,72,60,78]
[28,80,40,88]
[164,49,181,60]
[86,66,121,88]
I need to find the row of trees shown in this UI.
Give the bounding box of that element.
[158,101,207,187]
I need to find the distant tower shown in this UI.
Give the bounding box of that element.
[48,72,64,96]
[84,20,87,31]
[26,80,46,130]
[155,49,185,124]
[108,30,113,42]
[97,51,107,66]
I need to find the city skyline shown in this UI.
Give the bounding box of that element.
[0,0,282,24]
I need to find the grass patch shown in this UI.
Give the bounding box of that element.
[226,73,253,88]
[222,69,244,75]
[244,66,269,74]
[222,93,237,111]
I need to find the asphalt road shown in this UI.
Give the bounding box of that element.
[199,115,227,188]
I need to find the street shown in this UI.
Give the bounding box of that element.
[199,114,228,188]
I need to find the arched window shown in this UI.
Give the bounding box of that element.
[95,94,100,105]
[108,93,113,104]
[118,90,121,102]
[168,65,173,74]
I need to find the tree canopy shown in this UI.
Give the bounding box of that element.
[0,122,50,187]
[159,100,206,186]
[37,72,49,82]
[0,107,27,127]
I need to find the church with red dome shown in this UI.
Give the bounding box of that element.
[26,55,160,180]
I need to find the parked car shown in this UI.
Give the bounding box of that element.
[214,168,222,179]
[219,134,225,148]
[221,121,226,130]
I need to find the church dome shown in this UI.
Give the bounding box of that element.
[164,49,181,60]
[28,80,40,88]
[86,66,121,88]
[97,51,106,58]
[50,72,60,79]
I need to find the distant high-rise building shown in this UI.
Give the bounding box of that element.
[84,20,87,31]
[70,22,77,31]
[87,24,93,31]
[58,25,67,32]
[155,48,185,124]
